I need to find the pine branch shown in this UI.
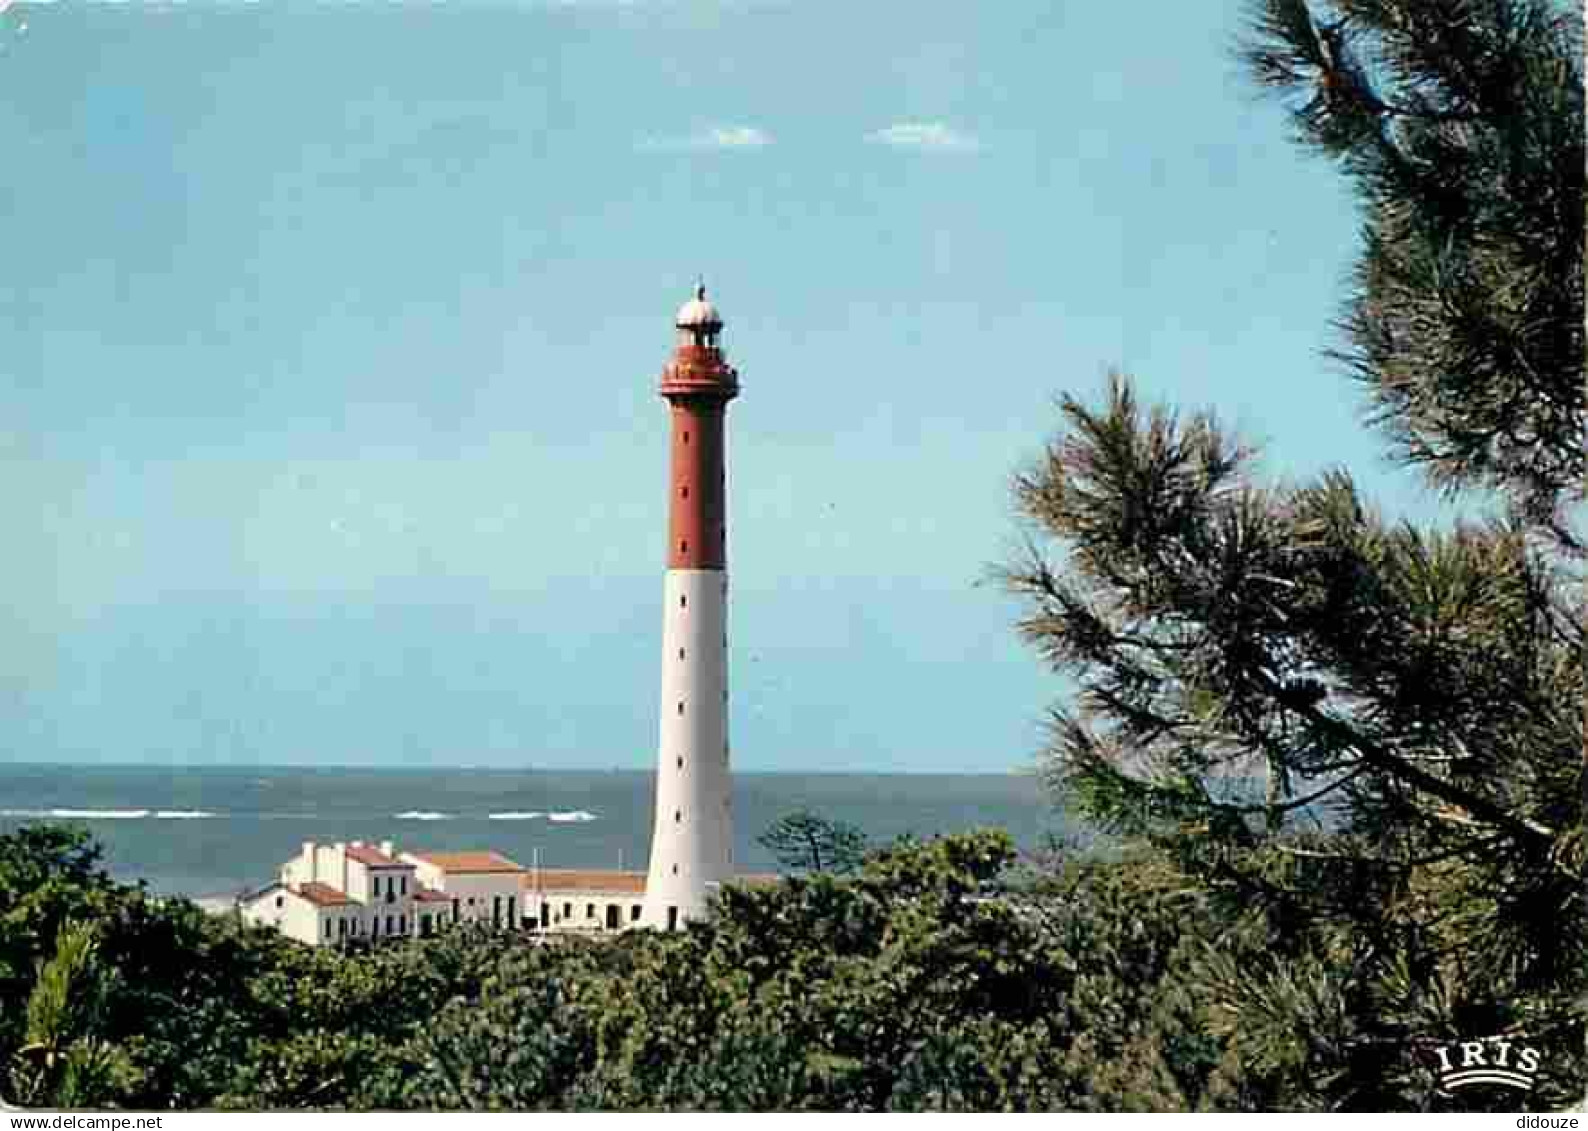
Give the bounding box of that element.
[1261,671,1559,851]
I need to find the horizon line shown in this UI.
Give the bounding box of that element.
[0,758,1041,778]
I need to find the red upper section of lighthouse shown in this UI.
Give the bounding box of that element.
[662,285,736,571]
[660,285,739,401]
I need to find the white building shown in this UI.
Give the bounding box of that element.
[400,850,526,929]
[238,878,359,947]
[240,840,482,946]
[528,869,648,934]
[525,868,778,935]
[239,838,779,945]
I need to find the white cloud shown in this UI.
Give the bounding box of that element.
[638,125,773,152]
[866,121,979,153]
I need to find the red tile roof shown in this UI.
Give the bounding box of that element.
[411,887,452,903]
[296,881,354,907]
[524,869,647,895]
[346,844,406,868]
[406,850,524,875]
[520,870,782,895]
[726,873,781,887]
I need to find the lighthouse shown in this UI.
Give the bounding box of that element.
[641,284,740,930]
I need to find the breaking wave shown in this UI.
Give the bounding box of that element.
[1,808,153,820]
[486,811,598,823]
[0,805,595,823]
[0,808,221,820]
[547,810,598,824]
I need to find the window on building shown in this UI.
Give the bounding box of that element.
[372,917,380,938]
[386,915,395,935]
[631,905,642,922]
[667,906,679,931]
[586,903,596,919]
[399,915,406,934]
[324,920,332,938]
[671,864,679,876]
[679,540,688,554]
[680,594,687,608]
[680,485,689,499]
[677,700,684,715]
[400,876,407,896]
[563,902,572,919]
[275,895,283,908]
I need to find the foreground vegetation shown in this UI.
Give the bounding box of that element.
[992,1,1585,1115]
[0,822,1580,1112]
[2,0,1581,1113]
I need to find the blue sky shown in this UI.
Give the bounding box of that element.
[0,0,1456,773]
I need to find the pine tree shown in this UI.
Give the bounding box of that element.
[1003,0,1584,1111]
[757,810,870,875]
[1244,0,1584,549]
[8,921,134,1109]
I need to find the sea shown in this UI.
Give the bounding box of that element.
[0,763,1069,898]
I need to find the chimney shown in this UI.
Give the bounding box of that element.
[301,841,316,883]
[380,839,395,859]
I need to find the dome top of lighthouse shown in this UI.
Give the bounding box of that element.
[674,283,722,330]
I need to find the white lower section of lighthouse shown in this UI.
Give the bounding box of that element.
[641,568,733,929]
